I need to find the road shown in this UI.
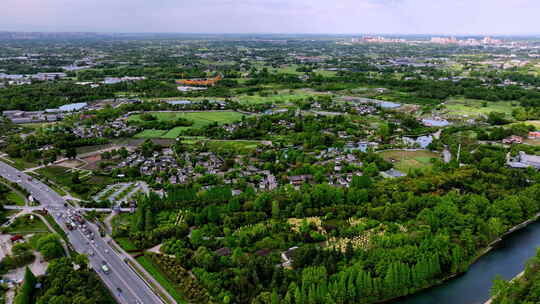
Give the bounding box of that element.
[0,161,163,304]
[443,148,452,163]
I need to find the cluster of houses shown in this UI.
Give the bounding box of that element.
[72,119,140,139]
[502,132,540,144]
[115,148,279,191]
[0,72,67,85]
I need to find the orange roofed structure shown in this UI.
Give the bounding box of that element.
[176,74,222,87]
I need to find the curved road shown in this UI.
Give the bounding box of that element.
[0,161,163,304]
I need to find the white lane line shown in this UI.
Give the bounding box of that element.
[75,228,146,304]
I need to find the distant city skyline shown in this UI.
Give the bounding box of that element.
[2,0,540,35]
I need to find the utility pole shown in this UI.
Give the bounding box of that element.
[456,143,462,165]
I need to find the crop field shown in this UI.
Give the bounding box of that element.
[443,98,520,118]
[131,111,246,138]
[378,150,440,172]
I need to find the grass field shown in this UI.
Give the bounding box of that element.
[134,129,167,139]
[444,98,520,118]
[378,150,440,172]
[115,237,139,251]
[6,191,26,206]
[131,111,246,138]
[184,139,264,154]
[0,157,38,170]
[136,255,186,304]
[20,122,57,130]
[235,92,314,105]
[6,214,50,234]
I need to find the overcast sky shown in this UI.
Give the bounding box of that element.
[2,0,539,35]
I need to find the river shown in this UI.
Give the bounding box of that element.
[394,220,540,304]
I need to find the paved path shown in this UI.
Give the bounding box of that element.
[443,146,452,163]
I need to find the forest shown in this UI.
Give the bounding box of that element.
[114,143,540,304]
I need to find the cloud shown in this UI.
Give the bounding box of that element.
[0,0,539,35]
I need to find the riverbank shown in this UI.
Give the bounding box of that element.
[483,270,525,304]
[388,212,540,304]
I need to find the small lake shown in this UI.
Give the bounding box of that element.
[379,101,402,109]
[395,220,540,304]
[422,118,451,127]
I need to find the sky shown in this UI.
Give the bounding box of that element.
[2,0,539,35]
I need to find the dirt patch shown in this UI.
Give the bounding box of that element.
[81,154,102,170]
[56,159,85,168]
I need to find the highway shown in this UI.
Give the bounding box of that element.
[0,161,163,304]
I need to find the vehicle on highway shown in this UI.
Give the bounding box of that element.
[101,264,110,274]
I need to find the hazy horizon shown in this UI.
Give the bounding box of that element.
[2,0,540,36]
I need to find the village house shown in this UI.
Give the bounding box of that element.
[528,131,540,139]
[508,151,540,170]
[502,135,524,144]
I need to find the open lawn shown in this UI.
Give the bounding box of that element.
[184,139,265,154]
[444,98,520,118]
[131,111,246,138]
[235,92,314,105]
[6,191,26,206]
[116,237,139,251]
[134,129,167,139]
[378,150,440,172]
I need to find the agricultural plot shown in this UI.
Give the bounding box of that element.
[35,166,113,199]
[378,150,440,172]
